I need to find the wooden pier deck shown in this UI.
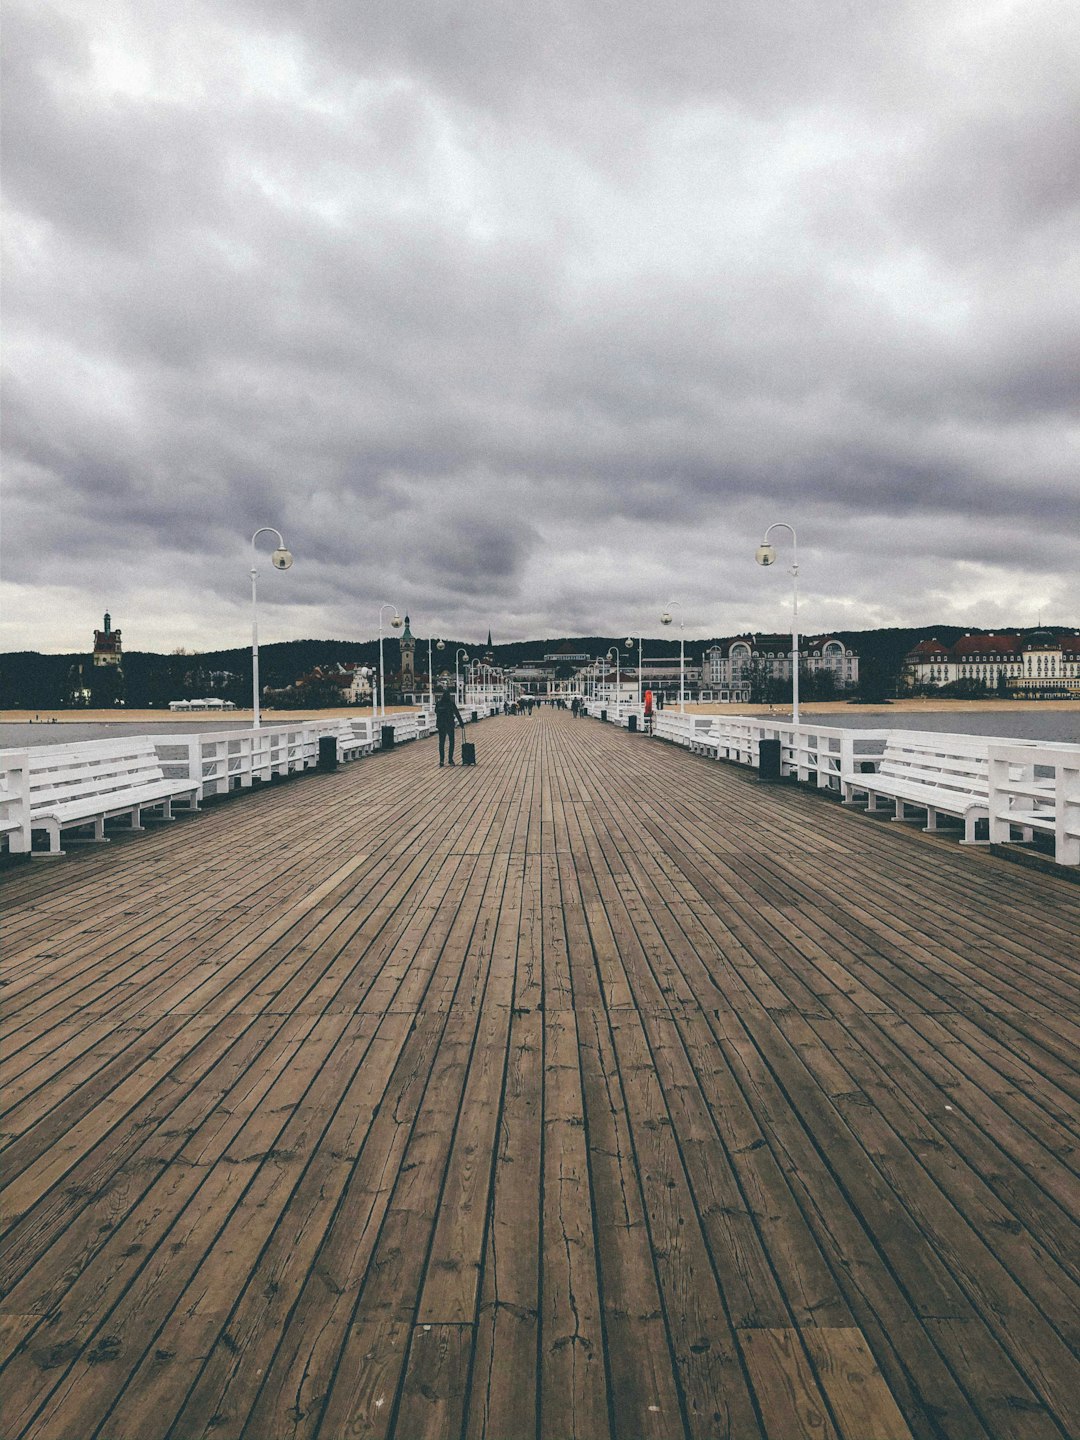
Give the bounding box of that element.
[2,710,1078,1440]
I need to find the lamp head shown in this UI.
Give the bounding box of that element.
[390,612,403,629]
[661,611,672,626]
[436,638,445,651]
[625,637,634,649]
[756,543,776,567]
[271,547,293,571]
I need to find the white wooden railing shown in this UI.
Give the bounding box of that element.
[153,723,323,798]
[0,750,31,853]
[642,711,1080,864]
[652,711,721,746]
[154,710,448,794]
[988,741,1080,865]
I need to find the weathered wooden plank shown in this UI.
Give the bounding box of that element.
[540,1008,611,1440]
[737,1327,839,1440]
[802,1326,914,1440]
[464,1008,541,1440]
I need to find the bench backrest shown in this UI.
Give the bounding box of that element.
[878,736,992,796]
[27,739,167,811]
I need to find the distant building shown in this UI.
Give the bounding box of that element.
[168,698,237,712]
[399,615,416,690]
[904,630,1080,698]
[292,663,373,703]
[93,611,123,667]
[702,635,858,698]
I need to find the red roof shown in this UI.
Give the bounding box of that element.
[906,631,1080,661]
[951,634,1020,657]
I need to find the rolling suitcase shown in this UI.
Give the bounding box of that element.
[461,728,477,766]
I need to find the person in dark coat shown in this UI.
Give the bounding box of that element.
[435,687,465,766]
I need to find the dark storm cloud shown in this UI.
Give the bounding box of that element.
[2,0,1077,653]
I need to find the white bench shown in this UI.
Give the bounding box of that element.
[26,738,200,855]
[841,732,1010,843]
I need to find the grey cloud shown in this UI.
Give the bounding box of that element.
[2,0,1078,655]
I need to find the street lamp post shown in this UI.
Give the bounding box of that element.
[660,599,686,713]
[455,649,469,705]
[604,647,621,713]
[434,638,445,705]
[250,527,293,729]
[625,636,642,703]
[755,523,800,725]
[377,602,403,719]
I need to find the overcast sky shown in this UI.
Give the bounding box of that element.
[3,0,1078,655]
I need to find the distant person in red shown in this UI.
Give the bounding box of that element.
[644,689,654,732]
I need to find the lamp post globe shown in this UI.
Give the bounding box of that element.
[755,522,800,724]
[250,526,293,730]
[377,603,402,719]
[661,599,686,712]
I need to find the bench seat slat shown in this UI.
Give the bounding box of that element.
[35,779,199,825]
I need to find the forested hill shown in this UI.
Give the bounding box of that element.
[0,625,1069,709]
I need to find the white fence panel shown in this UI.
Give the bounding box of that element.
[988,741,1080,865]
[653,712,716,746]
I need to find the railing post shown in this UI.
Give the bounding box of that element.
[0,750,31,853]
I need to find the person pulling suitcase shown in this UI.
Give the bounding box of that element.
[434,687,465,766]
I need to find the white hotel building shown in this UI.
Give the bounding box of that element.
[904,629,1080,697]
[701,634,859,700]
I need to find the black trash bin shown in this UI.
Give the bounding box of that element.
[381,725,396,750]
[600,708,607,723]
[471,710,479,723]
[628,714,638,732]
[318,735,338,772]
[758,738,783,782]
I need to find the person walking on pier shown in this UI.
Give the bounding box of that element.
[435,687,465,766]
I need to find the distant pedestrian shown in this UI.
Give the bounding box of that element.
[435,687,465,766]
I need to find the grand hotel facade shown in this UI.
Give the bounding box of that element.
[903,629,1080,698]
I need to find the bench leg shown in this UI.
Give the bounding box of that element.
[128,806,145,833]
[922,807,939,833]
[58,817,111,848]
[891,799,921,824]
[959,811,990,846]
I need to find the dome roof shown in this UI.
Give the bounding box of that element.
[1022,627,1057,649]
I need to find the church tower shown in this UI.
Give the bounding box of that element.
[400,615,416,690]
[93,611,123,667]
